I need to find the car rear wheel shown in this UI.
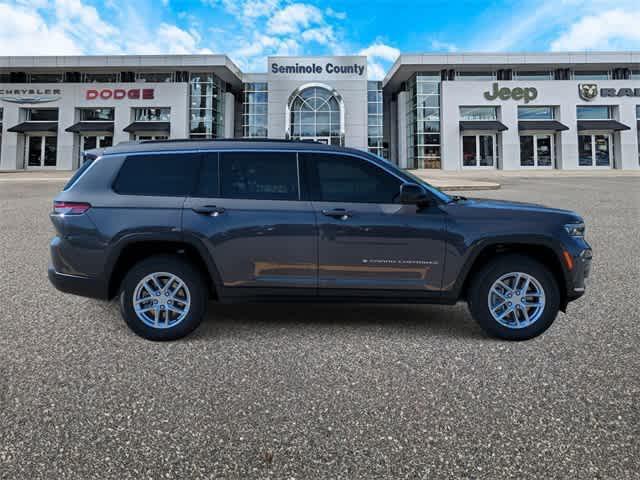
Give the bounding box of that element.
[467,255,561,340]
[119,255,207,341]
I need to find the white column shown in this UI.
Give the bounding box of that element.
[500,103,520,170]
[389,99,397,164]
[0,104,20,170]
[618,104,639,170]
[396,91,408,169]
[224,92,235,139]
[558,103,579,169]
[56,104,75,170]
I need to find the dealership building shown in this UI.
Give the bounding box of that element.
[1,52,639,171]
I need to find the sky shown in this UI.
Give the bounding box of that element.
[1,0,640,79]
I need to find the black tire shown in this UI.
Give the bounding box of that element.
[119,255,207,341]
[467,254,561,341]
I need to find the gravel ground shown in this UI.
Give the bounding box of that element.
[0,177,638,479]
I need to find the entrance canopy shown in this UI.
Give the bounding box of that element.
[123,121,170,133]
[577,120,630,131]
[459,121,508,132]
[8,121,58,133]
[66,121,114,133]
[518,120,569,131]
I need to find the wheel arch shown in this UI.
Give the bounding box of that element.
[105,233,223,300]
[455,238,570,311]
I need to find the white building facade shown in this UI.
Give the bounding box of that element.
[1,52,639,171]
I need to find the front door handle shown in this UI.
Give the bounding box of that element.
[321,208,352,220]
[192,205,226,216]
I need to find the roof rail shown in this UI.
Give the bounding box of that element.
[137,138,322,145]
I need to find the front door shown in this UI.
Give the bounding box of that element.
[182,151,318,292]
[462,133,497,168]
[300,151,446,294]
[520,133,555,168]
[26,135,57,168]
[578,133,612,167]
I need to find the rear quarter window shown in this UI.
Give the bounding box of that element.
[113,153,200,196]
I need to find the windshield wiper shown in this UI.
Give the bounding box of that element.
[448,195,468,203]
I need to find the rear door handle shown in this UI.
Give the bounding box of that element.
[321,208,352,220]
[192,205,226,216]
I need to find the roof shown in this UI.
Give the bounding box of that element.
[96,139,364,156]
[0,54,243,87]
[383,51,640,91]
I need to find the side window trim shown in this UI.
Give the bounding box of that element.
[218,150,301,202]
[302,151,402,204]
[111,151,201,197]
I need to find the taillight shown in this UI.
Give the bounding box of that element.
[53,201,91,215]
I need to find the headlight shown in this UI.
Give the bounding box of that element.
[564,222,585,237]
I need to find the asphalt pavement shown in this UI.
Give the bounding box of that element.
[0,176,638,479]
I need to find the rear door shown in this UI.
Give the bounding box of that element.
[300,152,446,294]
[183,150,318,292]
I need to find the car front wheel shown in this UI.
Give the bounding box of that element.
[119,255,207,341]
[467,255,561,340]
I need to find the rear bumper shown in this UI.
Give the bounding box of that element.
[48,265,108,300]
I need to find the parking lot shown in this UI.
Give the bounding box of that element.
[1,175,638,479]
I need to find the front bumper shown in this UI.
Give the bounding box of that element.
[566,247,592,301]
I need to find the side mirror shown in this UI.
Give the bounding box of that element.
[400,183,430,206]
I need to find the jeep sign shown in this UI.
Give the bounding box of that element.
[483,83,538,103]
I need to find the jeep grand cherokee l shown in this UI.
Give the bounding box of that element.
[49,140,592,341]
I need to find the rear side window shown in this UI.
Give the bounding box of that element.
[301,152,401,204]
[220,151,298,200]
[63,156,95,190]
[113,153,200,196]
[194,152,219,197]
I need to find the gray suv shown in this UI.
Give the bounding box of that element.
[49,140,591,341]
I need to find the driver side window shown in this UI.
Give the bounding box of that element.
[301,153,401,204]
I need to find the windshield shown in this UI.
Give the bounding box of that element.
[367,153,452,203]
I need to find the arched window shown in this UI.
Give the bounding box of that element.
[287,85,343,145]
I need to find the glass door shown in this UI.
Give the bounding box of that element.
[578,134,612,167]
[520,134,554,168]
[26,135,57,168]
[462,134,496,167]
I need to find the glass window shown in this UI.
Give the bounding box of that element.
[83,72,120,83]
[302,153,401,204]
[29,73,63,83]
[594,135,611,166]
[460,106,498,121]
[135,72,174,83]
[636,105,640,118]
[195,153,219,197]
[537,135,553,167]
[515,71,553,80]
[577,106,612,120]
[518,106,555,120]
[27,108,58,121]
[578,135,594,166]
[113,153,200,196]
[478,135,494,166]
[407,73,441,168]
[133,107,171,121]
[190,72,225,139]
[80,108,114,121]
[289,87,341,144]
[456,71,496,81]
[220,152,298,201]
[631,71,640,80]
[574,70,610,80]
[520,136,535,166]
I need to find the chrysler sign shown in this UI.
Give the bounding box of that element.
[0,88,62,104]
[86,88,155,100]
